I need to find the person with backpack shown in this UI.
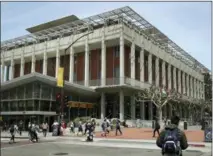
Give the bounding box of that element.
[156,115,188,156]
[153,118,160,137]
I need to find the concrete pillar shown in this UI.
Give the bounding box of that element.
[155,57,159,86]
[178,70,181,93]
[167,64,172,90]
[69,46,74,83]
[101,27,106,86]
[84,37,89,86]
[112,102,116,118]
[173,67,177,90]
[140,101,145,120]
[190,76,193,97]
[31,44,36,73]
[162,61,166,87]
[182,72,186,94]
[140,48,144,84]
[101,92,105,120]
[1,60,5,82]
[194,78,197,98]
[186,74,190,96]
[149,102,153,120]
[130,42,135,85]
[43,41,47,75]
[119,90,124,121]
[198,81,201,99]
[55,48,60,78]
[148,53,152,84]
[120,30,125,85]
[10,60,14,80]
[20,48,25,77]
[43,51,47,75]
[130,96,135,120]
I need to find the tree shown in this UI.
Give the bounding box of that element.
[135,85,179,123]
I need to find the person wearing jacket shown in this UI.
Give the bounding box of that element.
[153,118,160,137]
[156,115,188,153]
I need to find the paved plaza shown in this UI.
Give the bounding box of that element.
[1,141,206,156]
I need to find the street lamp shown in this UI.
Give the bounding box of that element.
[59,30,93,121]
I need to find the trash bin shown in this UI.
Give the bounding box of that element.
[183,121,187,130]
[152,120,155,129]
[204,127,212,142]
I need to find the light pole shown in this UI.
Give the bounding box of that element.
[60,30,93,121]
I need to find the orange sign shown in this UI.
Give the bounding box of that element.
[67,101,94,109]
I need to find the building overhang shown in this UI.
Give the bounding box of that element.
[0,111,57,116]
[1,72,99,97]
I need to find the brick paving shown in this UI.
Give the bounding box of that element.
[95,128,205,142]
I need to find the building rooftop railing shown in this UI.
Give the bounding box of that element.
[1,6,209,73]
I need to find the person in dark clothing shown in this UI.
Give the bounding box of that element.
[156,115,188,155]
[115,118,122,136]
[18,120,23,136]
[84,121,89,135]
[153,119,160,137]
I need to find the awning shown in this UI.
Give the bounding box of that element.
[1,72,99,97]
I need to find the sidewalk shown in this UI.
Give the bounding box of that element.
[95,128,206,142]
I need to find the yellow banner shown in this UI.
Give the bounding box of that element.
[57,67,64,87]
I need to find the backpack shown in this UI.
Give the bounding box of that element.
[162,129,181,155]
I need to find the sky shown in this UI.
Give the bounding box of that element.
[1,2,212,70]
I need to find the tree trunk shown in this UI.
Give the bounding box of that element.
[157,107,163,128]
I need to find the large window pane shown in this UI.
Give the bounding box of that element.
[10,89,16,99]
[26,84,33,98]
[41,84,51,99]
[17,86,24,99]
[34,100,39,111]
[34,82,40,98]
[1,102,9,111]
[17,101,25,111]
[40,101,50,111]
[10,102,17,111]
[26,100,34,111]
[2,91,9,100]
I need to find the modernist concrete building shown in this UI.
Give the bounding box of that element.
[1,6,208,125]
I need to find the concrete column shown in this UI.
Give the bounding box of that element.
[43,51,47,75]
[84,37,89,86]
[69,46,74,83]
[130,42,135,84]
[173,67,177,90]
[112,102,116,118]
[149,102,153,120]
[140,101,145,120]
[182,72,186,94]
[55,48,60,78]
[101,27,106,86]
[178,70,181,93]
[120,30,125,85]
[31,44,36,73]
[155,57,159,86]
[20,48,25,77]
[10,60,14,80]
[191,77,193,97]
[140,48,144,84]
[43,41,47,75]
[162,61,166,87]
[198,81,201,99]
[1,60,5,82]
[148,53,152,84]
[119,90,124,121]
[186,74,190,96]
[101,92,105,120]
[130,96,135,120]
[194,78,197,98]
[167,64,172,90]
